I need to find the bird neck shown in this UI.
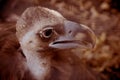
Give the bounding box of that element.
[22,49,51,80]
[22,48,75,80]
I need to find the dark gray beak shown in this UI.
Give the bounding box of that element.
[49,20,96,49]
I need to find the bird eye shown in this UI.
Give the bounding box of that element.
[41,27,53,38]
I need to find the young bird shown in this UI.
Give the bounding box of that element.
[0,6,98,80]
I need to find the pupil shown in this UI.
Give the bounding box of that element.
[44,29,52,37]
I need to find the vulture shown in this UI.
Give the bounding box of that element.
[0,6,99,80]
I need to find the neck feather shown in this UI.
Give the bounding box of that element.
[22,49,51,80]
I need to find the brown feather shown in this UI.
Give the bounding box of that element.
[0,24,26,80]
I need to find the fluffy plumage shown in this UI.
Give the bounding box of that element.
[0,6,99,80]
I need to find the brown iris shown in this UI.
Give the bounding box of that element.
[40,27,54,39]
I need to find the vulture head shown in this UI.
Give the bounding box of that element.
[15,6,97,80]
[16,6,96,51]
[0,6,97,80]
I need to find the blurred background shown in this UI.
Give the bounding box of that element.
[0,0,120,80]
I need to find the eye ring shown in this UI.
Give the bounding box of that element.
[40,27,54,38]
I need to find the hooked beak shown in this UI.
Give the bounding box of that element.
[49,20,96,49]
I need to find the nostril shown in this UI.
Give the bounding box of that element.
[68,30,72,34]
